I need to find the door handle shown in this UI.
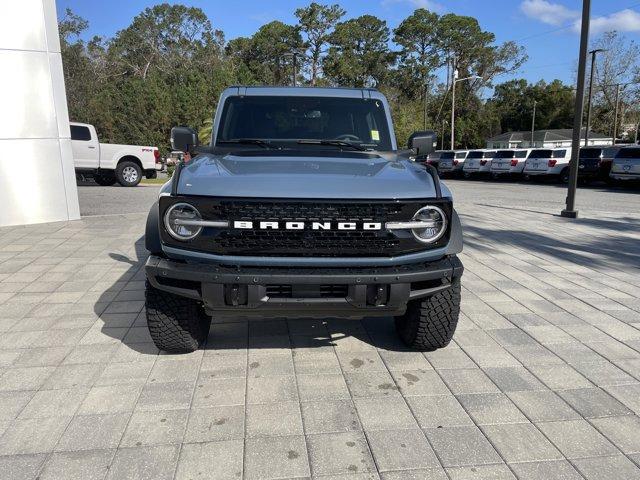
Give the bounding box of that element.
[88,146,96,149]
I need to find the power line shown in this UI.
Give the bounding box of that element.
[513,1,640,44]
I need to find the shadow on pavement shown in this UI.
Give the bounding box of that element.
[463,217,640,270]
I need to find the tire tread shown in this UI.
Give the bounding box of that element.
[395,277,461,351]
[145,281,209,353]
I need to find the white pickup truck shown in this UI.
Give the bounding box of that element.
[70,122,161,187]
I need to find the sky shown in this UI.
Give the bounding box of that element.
[56,0,640,86]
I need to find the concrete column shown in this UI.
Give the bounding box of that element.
[0,0,80,227]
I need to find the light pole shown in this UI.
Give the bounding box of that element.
[450,72,481,150]
[531,100,537,147]
[562,0,591,219]
[282,51,304,87]
[584,48,605,146]
[612,83,621,145]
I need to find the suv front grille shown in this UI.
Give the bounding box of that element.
[160,197,451,257]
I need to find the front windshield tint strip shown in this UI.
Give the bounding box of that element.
[216,96,393,150]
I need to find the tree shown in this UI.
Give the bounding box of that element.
[488,79,574,133]
[436,14,526,90]
[588,31,640,139]
[323,15,394,87]
[107,3,224,79]
[226,21,303,86]
[393,8,439,99]
[295,3,345,85]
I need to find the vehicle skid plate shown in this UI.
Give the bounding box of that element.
[146,255,463,317]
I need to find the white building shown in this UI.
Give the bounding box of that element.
[0,0,79,227]
[486,129,613,150]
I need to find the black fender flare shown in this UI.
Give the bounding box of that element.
[445,208,463,255]
[145,201,163,255]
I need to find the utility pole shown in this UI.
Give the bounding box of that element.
[441,119,446,150]
[562,0,591,219]
[584,48,605,146]
[531,100,537,147]
[612,84,620,145]
[283,51,303,87]
[450,57,457,150]
[424,83,428,131]
[293,53,298,87]
[450,71,480,151]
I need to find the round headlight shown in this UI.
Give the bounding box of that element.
[412,206,447,244]
[164,203,202,240]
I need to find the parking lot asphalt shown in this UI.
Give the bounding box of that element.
[77,178,640,217]
[1,181,639,479]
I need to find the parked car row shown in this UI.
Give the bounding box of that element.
[424,145,640,185]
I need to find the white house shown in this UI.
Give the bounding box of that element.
[0,0,79,227]
[486,129,613,150]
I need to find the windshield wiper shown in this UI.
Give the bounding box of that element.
[297,139,368,151]
[217,139,276,149]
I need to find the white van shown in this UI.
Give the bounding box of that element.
[523,148,572,183]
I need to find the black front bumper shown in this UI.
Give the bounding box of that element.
[146,255,463,318]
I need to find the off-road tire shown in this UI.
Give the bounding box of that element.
[145,281,211,352]
[394,277,461,351]
[94,174,116,186]
[116,160,142,187]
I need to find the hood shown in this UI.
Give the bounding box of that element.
[171,150,447,200]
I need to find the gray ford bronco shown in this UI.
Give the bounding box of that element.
[144,86,464,353]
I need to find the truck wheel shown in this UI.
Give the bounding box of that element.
[394,278,461,351]
[94,174,116,186]
[116,161,142,187]
[145,281,211,353]
[559,167,570,184]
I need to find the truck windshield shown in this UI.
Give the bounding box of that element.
[216,95,393,150]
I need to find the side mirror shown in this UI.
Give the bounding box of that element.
[171,126,198,153]
[408,131,437,156]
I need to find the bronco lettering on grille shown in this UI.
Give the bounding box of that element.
[232,221,383,231]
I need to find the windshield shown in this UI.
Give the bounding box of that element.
[616,147,640,158]
[216,95,393,150]
[580,148,602,159]
[530,149,552,159]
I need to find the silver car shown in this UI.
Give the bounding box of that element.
[610,146,640,181]
[438,150,468,176]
